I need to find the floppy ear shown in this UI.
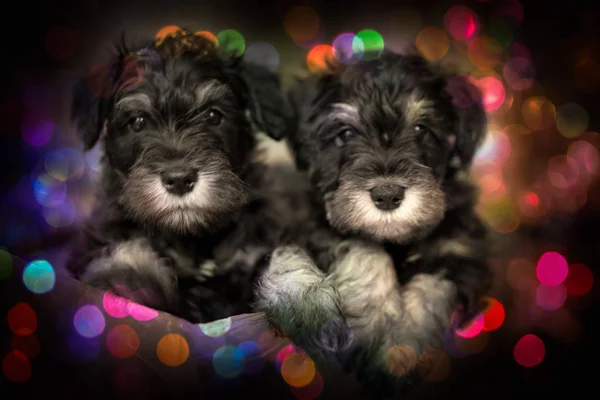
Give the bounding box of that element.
[446,74,487,169]
[70,65,112,151]
[237,62,293,141]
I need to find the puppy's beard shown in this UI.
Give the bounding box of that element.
[122,168,247,233]
[326,180,446,244]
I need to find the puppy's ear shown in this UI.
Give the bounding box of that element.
[70,65,112,151]
[238,62,293,141]
[446,74,487,169]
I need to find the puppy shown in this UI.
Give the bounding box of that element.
[66,30,296,322]
[256,50,493,396]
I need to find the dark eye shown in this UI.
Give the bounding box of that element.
[335,129,356,147]
[207,109,223,126]
[129,116,146,133]
[414,124,429,134]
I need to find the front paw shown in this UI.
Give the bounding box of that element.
[257,282,354,357]
[82,265,175,311]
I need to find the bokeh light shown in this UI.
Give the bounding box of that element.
[235,341,266,375]
[2,350,32,383]
[0,249,13,281]
[513,334,545,367]
[22,259,55,294]
[216,29,245,57]
[306,44,336,75]
[198,316,232,337]
[443,6,477,41]
[521,96,556,131]
[11,334,40,360]
[45,147,86,182]
[385,344,418,377]
[477,76,506,112]
[547,155,579,190]
[280,351,316,388]
[556,102,589,138]
[473,129,511,166]
[468,36,503,70]
[415,26,449,62]
[482,297,505,331]
[8,303,37,336]
[103,291,130,319]
[503,57,535,91]
[43,198,77,228]
[154,25,183,46]
[536,283,567,310]
[33,174,67,208]
[244,42,280,72]
[21,112,54,147]
[416,349,452,382]
[454,311,484,338]
[284,6,321,46]
[332,33,363,65]
[194,30,218,46]
[455,331,490,356]
[127,302,159,322]
[290,370,324,400]
[73,305,106,338]
[276,345,296,370]
[213,345,245,378]
[355,29,384,60]
[568,140,599,176]
[536,252,569,286]
[107,324,140,359]
[564,264,593,296]
[156,333,189,367]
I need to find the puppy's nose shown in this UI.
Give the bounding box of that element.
[370,184,405,211]
[160,168,197,196]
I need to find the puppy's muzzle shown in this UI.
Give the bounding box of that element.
[160,167,198,196]
[369,184,405,211]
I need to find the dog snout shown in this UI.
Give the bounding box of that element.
[370,184,405,211]
[160,168,198,196]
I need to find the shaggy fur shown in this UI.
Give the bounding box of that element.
[255,50,493,397]
[66,30,302,322]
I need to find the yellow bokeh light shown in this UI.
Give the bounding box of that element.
[280,352,316,388]
[385,344,418,377]
[556,102,589,138]
[155,25,183,46]
[415,26,450,62]
[468,36,503,70]
[156,333,189,367]
[521,96,556,131]
[194,30,218,47]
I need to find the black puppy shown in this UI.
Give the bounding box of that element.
[256,50,493,396]
[66,31,299,322]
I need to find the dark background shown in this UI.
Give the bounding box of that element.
[1,0,599,398]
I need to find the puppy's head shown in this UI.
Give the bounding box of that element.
[288,51,486,244]
[71,32,291,234]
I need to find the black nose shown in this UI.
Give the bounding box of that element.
[160,168,197,196]
[370,184,405,211]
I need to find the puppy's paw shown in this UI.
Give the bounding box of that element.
[82,265,175,311]
[261,287,354,357]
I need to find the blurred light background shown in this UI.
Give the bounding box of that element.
[0,0,598,397]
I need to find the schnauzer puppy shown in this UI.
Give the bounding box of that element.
[255,50,493,396]
[66,31,296,322]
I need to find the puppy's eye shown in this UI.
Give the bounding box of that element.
[129,116,146,133]
[206,109,224,126]
[414,124,429,134]
[335,129,356,147]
